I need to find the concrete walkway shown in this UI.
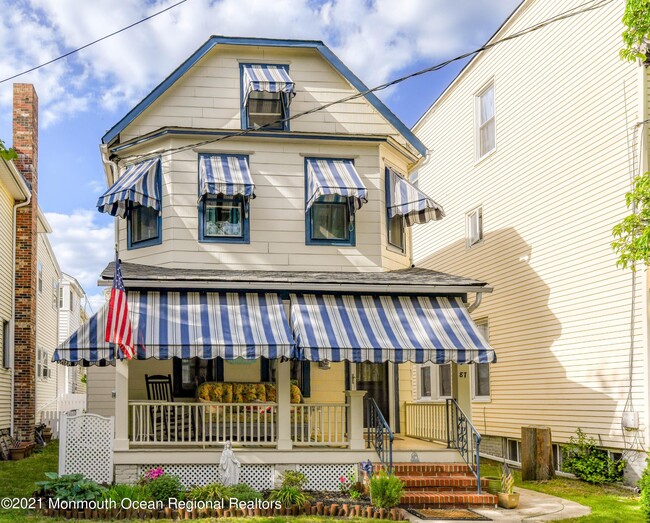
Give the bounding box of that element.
[404,487,591,522]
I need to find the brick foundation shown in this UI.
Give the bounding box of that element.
[12,83,38,443]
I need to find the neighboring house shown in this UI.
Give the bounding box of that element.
[412,0,649,481]
[54,37,495,497]
[57,273,87,396]
[0,157,30,434]
[34,209,61,417]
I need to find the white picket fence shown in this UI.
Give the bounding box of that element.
[39,394,87,438]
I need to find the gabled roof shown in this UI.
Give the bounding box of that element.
[102,36,426,156]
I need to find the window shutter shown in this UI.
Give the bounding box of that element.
[301,360,311,398]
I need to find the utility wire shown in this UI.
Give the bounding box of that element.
[0,0,189,85]
[117,0,614,163]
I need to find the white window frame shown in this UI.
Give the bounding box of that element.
[37,348,50,380]
[472,318,491,401]
[52,278,58,310]
[507,438,521,463]
[416,362,453,401]
[37,262,43,294]
[475,81,496,161]
[466,206,483,248]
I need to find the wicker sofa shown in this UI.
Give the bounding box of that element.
[196,381,302,404]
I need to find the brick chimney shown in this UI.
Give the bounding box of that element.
[12,84,38,443]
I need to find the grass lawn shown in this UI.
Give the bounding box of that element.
[482,461,644,522]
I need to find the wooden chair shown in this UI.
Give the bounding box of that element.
[144,374,197,441]
[145,374,173,402]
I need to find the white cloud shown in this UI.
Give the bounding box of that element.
[44,209,113,308]
[0,0,521,125]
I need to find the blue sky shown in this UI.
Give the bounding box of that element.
[0,0,522,309]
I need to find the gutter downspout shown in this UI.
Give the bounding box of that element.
[467,292,483,313]
[11,194,32,436]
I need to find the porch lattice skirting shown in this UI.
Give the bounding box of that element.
[126,463,353,491]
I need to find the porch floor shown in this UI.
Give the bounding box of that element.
[392,436,447,451]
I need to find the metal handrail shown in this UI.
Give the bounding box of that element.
[446,398,482,494]
[365,397,393,472]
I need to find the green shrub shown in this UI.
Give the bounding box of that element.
[187,483,229,503]
[226,483,263,503]
[104,484,150,503]
[145,473,184,502]
[639,458,650,520]
[36,472,107,502]
[563,429,625,484]
[369,471,403,509]
[278,470,308,490]
[268,486,309,506]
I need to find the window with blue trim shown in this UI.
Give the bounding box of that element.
[306,194,355,245]
[199,195,249,243]
[128,203,161,248]
[240,63,293,131]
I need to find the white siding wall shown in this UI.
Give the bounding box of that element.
[0,184,14,430]
[413,0,646,449]
[35,233,60,413]
[86,366,116,418]
[120,46,407,149]
[58,277,87,394]
[118,138,411,272]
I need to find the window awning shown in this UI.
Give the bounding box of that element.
[97,159,161,218]
[305,158,368,212]
[387,168,445,226]
[53,292,294,366]
[242,64,296,106]
[199,155,255,199]
[290,294,495,364]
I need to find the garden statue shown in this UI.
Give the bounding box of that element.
[220,440,241,486]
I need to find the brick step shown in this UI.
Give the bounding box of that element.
[400,490,498,508]
[400,475,488,491]
[379,462,472,476]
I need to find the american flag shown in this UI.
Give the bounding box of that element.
[105,256,134,359]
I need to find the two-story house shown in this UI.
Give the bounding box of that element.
[54,37,495,499]
[411,0,649,482]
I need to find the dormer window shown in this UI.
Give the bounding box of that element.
[241,64,295,131]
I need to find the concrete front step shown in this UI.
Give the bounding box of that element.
[400,491,498,508]
[400,475,489,492]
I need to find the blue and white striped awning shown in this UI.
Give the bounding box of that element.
[199,155,255,199]
[242,64,296,106]
[387,168,444,226]
[53,292,294,366]
[305,158,368,212]
[97,159,161,218]
[290,294,495,364]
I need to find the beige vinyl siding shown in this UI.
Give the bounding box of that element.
[413,0,645,449]
[0,184,14,430]
[86,366,116,418]
[35,233,60,413]
[118,139,410,272]
[120,46,408,150]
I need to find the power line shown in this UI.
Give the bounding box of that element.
[117,0,613,164]
[0,0,189,85]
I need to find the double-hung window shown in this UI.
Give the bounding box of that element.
[96,158,163,250]
[305,158,367,246]
[198,154,253,244]
[241,64,295,131]
[466,206,483,247]
[476,82,496,159]
[417,362,453,401]
[473,318,491,400]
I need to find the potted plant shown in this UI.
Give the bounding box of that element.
[497,463,520,509]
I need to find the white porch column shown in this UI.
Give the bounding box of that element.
[455,363,472,421]
[345,390,366,450]
[114,360,129,451]
[276,360,292,450]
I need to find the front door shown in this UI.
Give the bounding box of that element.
[353,362,390,426]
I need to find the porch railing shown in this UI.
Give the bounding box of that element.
[129,401,349,447]
[404,402,447,442]
[292,403,348,446]
[446,399,482,494]
[365,397,393,472]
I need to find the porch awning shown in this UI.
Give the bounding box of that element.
[199,155,255,199]
[53,292,294,366]
[242,64,296,106]
[97,158,161,218]
[387,168,444,226]
[290,294,495,364]
[305,158,367,212]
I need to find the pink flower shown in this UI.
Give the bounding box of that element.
[339,476,346,482]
